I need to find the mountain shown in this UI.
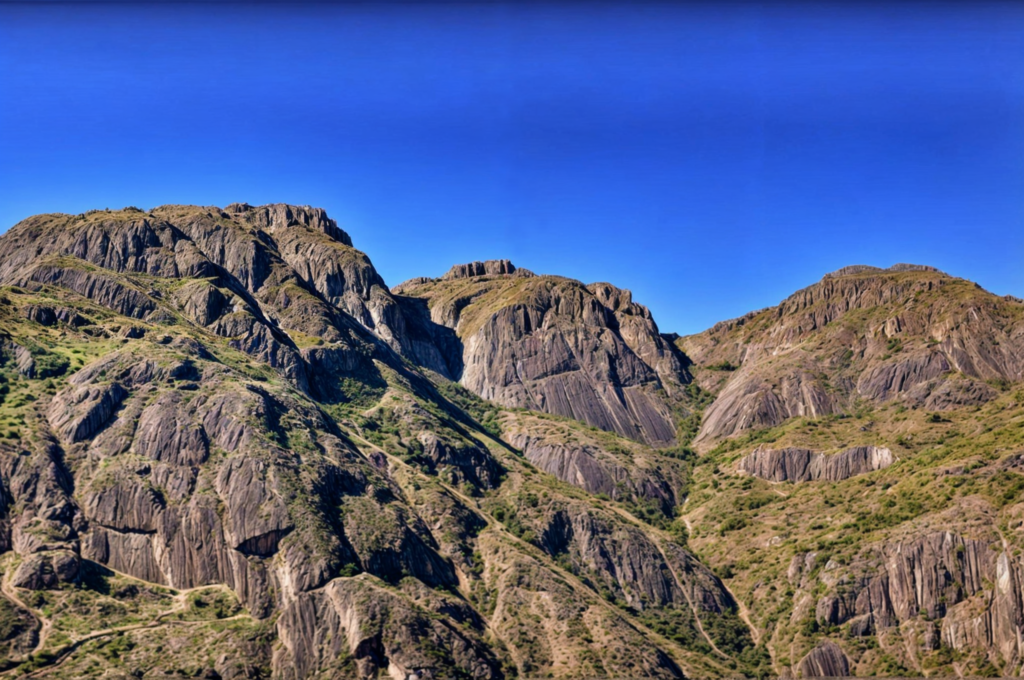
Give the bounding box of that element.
[0,205,1021,679]
[393,260,689,446]
[680,264,1024,446]
[0,206,750,679]
[677,265,1024,677]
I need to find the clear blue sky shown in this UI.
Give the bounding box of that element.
[1,2,1022,335]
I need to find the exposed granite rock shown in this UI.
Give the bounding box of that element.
[0,337,36,378]
[918,376,998,410]
[417,431,502,490]
[822,265,883,278]
[84,467,166,534]
[265,214,412,355]
[230,203,350,246]
[739,445,893,483]
[400,273,686,445]
[21,304,90,328]
[375,394,504,491]
[134,392,210,466]
[443,259,517,280]
[798,640,850,677]
[941,550,1024,666]
[340,495,457,589]
[392,293,464,379]
[814,532,1008,642]
[47,382,128,444]
[10,549,80,590]
[683,265,1024,443]
[536,503,735,616]
[479,536,687,679]
[12,517,77,555]
[215,456,293,555]
[0,212,214,283]
[173,280,231,327]
[274,577,502,679]
[796,524,1024,670]
[505,429,677,513]
[888,263,939,273]
[696,368,837,443]
[18,263,156,319]
[856,351,952,402]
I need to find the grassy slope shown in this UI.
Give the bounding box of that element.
[674,268,1024,677]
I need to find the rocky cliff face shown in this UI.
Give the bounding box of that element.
[395,262,689,446]
[0,205,750,679]
[500,410,687,517]
[681,265,1024,446]
[788,519,1024,675]
[798,641,851,677]
[1,206,1021,679]
[739,446,893,483]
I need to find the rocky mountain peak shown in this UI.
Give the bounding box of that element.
[0,202,762,679]
[823,262,942,280]
[682,260,1024,446]
[2,202,1022,679]
[222,202,352,247]
[442,259,519,280]
[396,267,689,446]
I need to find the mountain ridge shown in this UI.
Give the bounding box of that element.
[0,202,1020,679]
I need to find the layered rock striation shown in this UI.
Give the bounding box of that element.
[0,204,751,679]
[739,445,894,483]
[682,265,1024,445]
[396,263,689,446]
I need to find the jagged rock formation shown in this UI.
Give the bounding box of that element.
[739,446,893,483]
[696,367,838,443]
[682,264,1024,445]
[443,259,521,279]
[0,205,752,679]
[795,526,1024,674]
[395,264,689,446]
[500,411,685,515]
[2,206,1021,678]
[798,640,850,677]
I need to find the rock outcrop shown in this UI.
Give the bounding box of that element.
[508,432,676,512]
[501,411,686,515]
[0,204,758,679]
[682,264,1024,444]
[807,529,1024,670]
[397,267,689,445]
[443,259,519,279]
[274,576,503,679]
[696,367,838,443]
[739,446,893,483]
[798,641,850,677]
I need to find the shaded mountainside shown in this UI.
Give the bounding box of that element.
[394,260,690,446]
[0,206,1022,679]
[0,206,751,679]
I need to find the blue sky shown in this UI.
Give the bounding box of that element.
[1,2,1022,335]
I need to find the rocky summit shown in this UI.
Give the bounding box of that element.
[0,205,1020,679]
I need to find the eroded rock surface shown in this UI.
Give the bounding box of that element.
[397,267,689,445]
[739,446,893,483]
[682,265,1024,444]
[798,641,850,677]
